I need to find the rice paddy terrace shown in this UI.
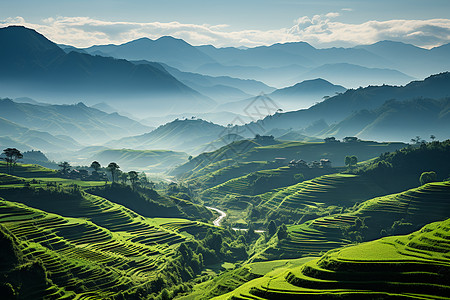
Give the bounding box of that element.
[0,175,210,298]
[256,173,387,211]
[253,181,450,261]
[216,217,450,299]
[200,167,343,203]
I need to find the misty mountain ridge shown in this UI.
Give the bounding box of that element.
[217,78,346,113]
[322,97,450,142]
[84,35,216,70]
[0,98,152,145]
[239,72,450,135]
[0,26,215,117]
[107,118,228,155]
[0,117,81,153]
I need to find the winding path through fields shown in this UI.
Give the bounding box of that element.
[205,206,227,226]
[205,206,266,233]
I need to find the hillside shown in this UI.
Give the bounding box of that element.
[86,148,189,173]
[0,26,214,116]
[218,78,346,113]
[322,97,450,142]
[216,217,450,299]
[241,72,450,135]
[107,118,227,155]
[297,63,414,88]
[0,98,152,145]
[0,117,81,152]
[0,193,208,299]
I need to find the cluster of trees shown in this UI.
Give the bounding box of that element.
[55,160,150,188]
[345,155,358,169]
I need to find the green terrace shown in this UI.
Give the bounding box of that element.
[251,181,450,261]
[216,217,450,299]
[256,173,387,211]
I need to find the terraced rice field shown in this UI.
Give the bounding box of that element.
[0,188,207,298]
[254,181,450,261]
[216,217,450,299]
[258,174,386,210]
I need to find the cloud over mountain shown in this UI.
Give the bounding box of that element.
[1,15,449,48]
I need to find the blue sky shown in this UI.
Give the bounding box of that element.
[1,0,449,48]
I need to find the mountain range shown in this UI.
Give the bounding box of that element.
[0,26,214,116]
[0,98,151,145]
[241,72,450,138]
[79,34,450,88]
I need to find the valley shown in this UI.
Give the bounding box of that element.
[1,6,450,299]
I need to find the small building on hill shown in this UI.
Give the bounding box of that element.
[320,159,332,168]
[289,159,308,168]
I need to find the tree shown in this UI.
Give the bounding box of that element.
[345,155,358,169]
[90,161,101,172]
[128,171,139,188]
[430,135,436,142]
[58,161,71,176]
[268,220,277,236]
[119,171,128,183]
[1,148,23,174]
[277,224,288,240]
[419,171,437,185]
[107,162,120,183]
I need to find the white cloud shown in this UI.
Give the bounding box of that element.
[1,15,449,49]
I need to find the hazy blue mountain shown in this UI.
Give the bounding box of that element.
[296,63,415,88]
[0,26,214,116]
[84,36,216,71]
[0,117,81,152]
[0,98,152,145]
[107,119,227,155]
[13,97,49,106]
[84,148,189,173]
[322,98,450,142]
[197,41,390,70]
[58,44,88,54]
[90,102,118,114]
[269,78,346,109]
[132,61,273,102]
[240,72,450,136]
[195,63,308,87]
[141,111,252,127]
[357,40,450,78]
[197,44,314,68]
[217,78,346,113]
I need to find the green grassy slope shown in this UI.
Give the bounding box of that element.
[257,173,386,211]
[239,141,406,167]
[171,140,405,182]
[201,168,344,203]
[253,181,450,261]
[0,161,57,178]
[216,217,450,299]
[0,190,209,299]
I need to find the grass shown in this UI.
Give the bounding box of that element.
[250,181,450,261]
[215,217,450,299]
[0,161,57,177]
[179,257,318,300]
[0,177,211,298]
[257,173,386,210]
